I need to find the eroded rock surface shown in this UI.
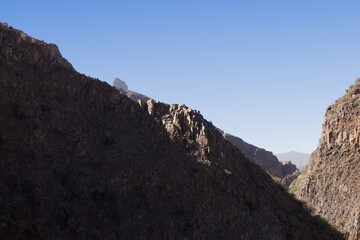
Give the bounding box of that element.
[281,170,300,188]
[0,22,343,240]
[293,80,360,239]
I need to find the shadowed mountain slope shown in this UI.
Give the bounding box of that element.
[112,81,297,180]
[224,134,297,179]
[0,22,343,240]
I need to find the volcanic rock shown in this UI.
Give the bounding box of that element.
[292,79,360,239]
[0,22,343,240]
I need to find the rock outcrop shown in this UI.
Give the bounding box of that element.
[0,22,343,239]
[281,161,298,177]
[112,78,151,102]
[224,133,297,179]
[113,77,128,91]
[292,79,360,239]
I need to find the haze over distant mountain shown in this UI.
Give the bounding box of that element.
[224,133,297,179]
[113,77,128,91]
[291,80,360,239]
[276,151,310,171]
[0,22,343,239]
[112,77,151,102]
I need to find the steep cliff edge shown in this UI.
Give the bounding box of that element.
[292,80,360,239]
[112,79,298,180]
[224,134,297,179]
[0,22,343,239]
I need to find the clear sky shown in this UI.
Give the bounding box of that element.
[2,1,360,153]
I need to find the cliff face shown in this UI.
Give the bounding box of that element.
[0,22,343,239]
[281,161,298,177]
[224,134,297,179]
[293,80,360,239]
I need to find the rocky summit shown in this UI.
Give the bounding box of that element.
[0,22,344,239]
[224,134,297,179]
[112,78,151,102]
[292,80,360,239]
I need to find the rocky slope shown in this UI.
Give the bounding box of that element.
[113,80,298,180]
[0,22,343,239]
[276,151,311,171]
[224,134,297,179]
[292,80,360,239]
[281,170,300,188]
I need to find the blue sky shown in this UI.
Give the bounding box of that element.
[2,1,360,153]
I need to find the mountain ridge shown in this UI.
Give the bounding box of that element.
[0,22,343,239]
[292,80,360,239]
[224,133,297,179]
[111,80,298,180]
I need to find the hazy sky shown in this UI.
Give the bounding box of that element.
[2,1,360,153]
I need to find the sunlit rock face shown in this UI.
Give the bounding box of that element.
[293,79,360,239]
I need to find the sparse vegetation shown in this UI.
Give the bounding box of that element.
[67,218,78,233]
[40,102,52,112]
[271,175,281,184]
[182,131,194,149]
[0,134,5,152]
[352,100,360,108]
[103,130,114,145]
[337,81,360,104]
[0,23,346,240]
[87,228,101,240]
[0,215,8,234]
[289,164,309,194]
[12,100,27,120]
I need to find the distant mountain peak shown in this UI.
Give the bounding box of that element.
[113,77,128,91]
[224,133,297,179]
[276,151,310,171]
[111,77,151,102]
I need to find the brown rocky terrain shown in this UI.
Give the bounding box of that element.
[281,170,300,188]
[113,80,298,181]
[281,161,298,177]
[224,133,297,179]
[292,80,360,239]
[0,22,344,239]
